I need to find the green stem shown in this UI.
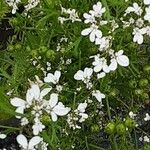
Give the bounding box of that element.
[106,97,111,120]
[0,125,20,130]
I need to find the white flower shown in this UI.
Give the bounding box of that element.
[81,24,102,42]
[21,117,29,126]
[144,6,150,22]
[83,13,96,24]
[92,90,105,102]
[24,0,40,12]
[144,0,150,5]
[32,120,45,135]
[109,50,129,71]
[77,102,88,122]
[97,72,106,79]
[11,84,51,118]
[144,113,150,121]
[5,0,21,14]
[125,3,142,16]
[133,27,147,44]
[47,93,70,122]
[143,136,150,142]
[41,141,48,150]
[0,133,7,139]
[67,9,81,23]
[77,103,87,113]
[17,134,42,150]
[89,2,106,18]
[59,7,81,23]
[95,36,111,51]
[91,55,110,73]
[136,18,144,28]
[44,70,61,84]
[129,111,136,119]
[74,67,93,84]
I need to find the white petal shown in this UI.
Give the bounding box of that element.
[109,59,118,71]
[17,134,28,149]
[54,71,61,82]
[74,70,84,80]
[117,55,129,67]
[44,73,55,84]
[53,102,70,116]
[103,64,110,73]
[49,93,58,108]
[84,68,93,77]
[40,88,51,99]
[0,134,6,139]
[30,84,40,100]
[77,103,87,113]
[94,64,102,72]
[95,38,101,45]
[11,98,26,107]
[51,111,58,122]
[144,0,150,5]
[83,13,90,19]
[16,106,24,114]
[97,72,106,79]
[26,89,34,105]
[95,30,102,38]
[81,28,92,36]
[89,30,96,42]
[28,136,42,149]
[116,50,124,56]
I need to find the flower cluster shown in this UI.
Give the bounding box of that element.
[5,0,21,14]
[67,102,88,130]
[10,75,70,149]
[123,1,150,44]
[81,2,129,80]
[58,6,81,24]
[24,0,40,12]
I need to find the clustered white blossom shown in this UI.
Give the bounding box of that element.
[5,0,21,14]
[10,75,70,149]
[74,67,93,89]
[67,102,88,130]
[4,1,150,149]
[80,2,129,81]
[123,0,150,44]
[5,0,40,14]
[58,6,81,24]
[24,0,40,12]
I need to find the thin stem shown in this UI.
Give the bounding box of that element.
[106,97,111,120]
[0,125,20,130]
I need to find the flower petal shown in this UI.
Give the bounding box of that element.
[40,88,51,99]
[17,134,28,149]
[30,84,40,100]
[54,71,61,82]
[11,98,26,107]
[0,134,6,139]
[81,28,92,36]
[84,68,93,78]
[26,89,34,105]
[49,93,58,108]
[28,136,42,149]
[109,59,118,71]
[89,30,96,42]
[74,70,84,80]
[53,102,70,116]
[51,111,58,122]
[117,55,129,67]
[44,73,55,83]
